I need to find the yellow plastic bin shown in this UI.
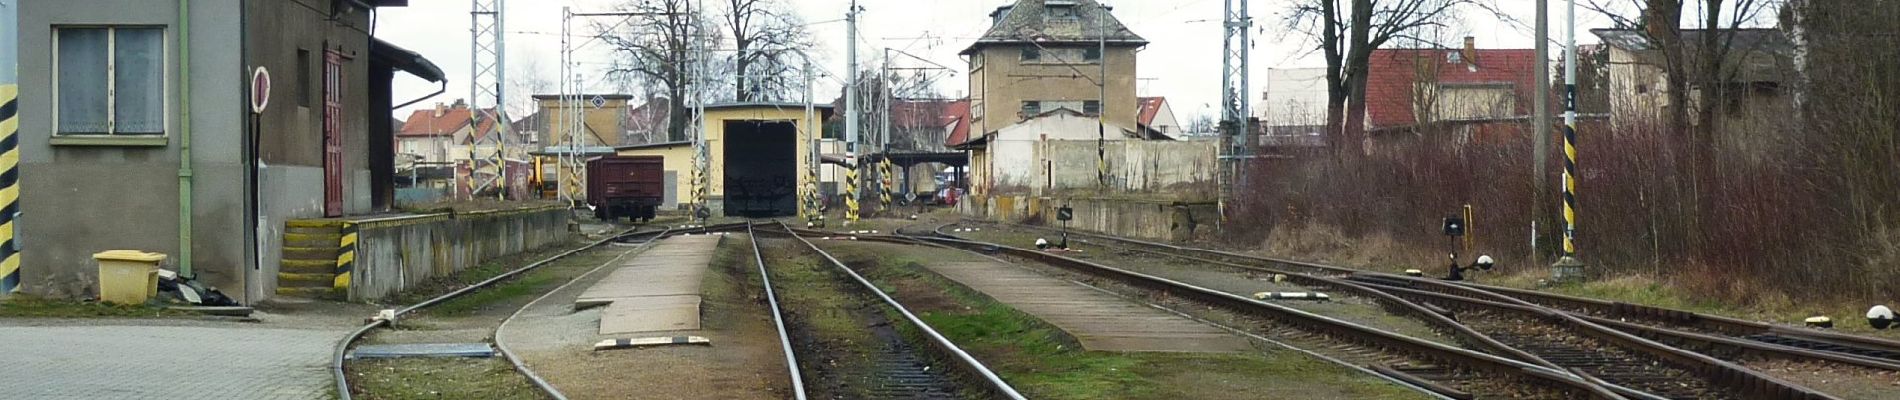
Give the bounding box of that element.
[95,250,168,304]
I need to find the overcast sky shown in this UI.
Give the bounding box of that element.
[376,0,1627,122]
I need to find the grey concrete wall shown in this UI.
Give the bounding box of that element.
[960,194,1216,241]
[989,139,1218,201]
[14,0,248,299]
[349,207,569,301]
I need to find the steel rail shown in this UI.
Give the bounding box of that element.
[978,223,1842,399]
[980,228,1676,399]
[892,231,1624,399]
[857,229,1462,400]
[1351,277,1900,372]
[988,222,1900,359]
[332,222,748,400]
[492,226,675,400]
[747,222,809,400]
[767,222,1028,400]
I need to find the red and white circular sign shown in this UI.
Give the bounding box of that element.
[251,67,272,114]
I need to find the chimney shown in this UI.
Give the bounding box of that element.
[434,102,446,117]
[1462,36,1477,65]
[452,98,468,109]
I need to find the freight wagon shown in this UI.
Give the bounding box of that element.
[586,156,665,222]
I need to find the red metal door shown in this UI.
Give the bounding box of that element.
[323,51,345,217]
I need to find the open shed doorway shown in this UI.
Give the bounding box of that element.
[723,120,798,217]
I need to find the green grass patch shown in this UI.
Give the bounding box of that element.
[349,358,540,400]
[0,294,195,319]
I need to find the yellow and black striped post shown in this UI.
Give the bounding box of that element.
[333,222,357,289]
[879,158,893,210]
[1552,44,1586,278]
[845,163,860,224]
[0,84,20,294]
[1561,120,1578,258]
[804,168,822,227]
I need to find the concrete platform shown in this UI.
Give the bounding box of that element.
[926,261,1255,353]
[574,235,721,334]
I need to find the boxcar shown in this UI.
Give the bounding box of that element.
[586,156,665,222]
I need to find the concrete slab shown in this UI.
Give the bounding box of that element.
[573,235,722,335]
[925,261,1254,353]
[350,343,496,359]
[600,296,703,334]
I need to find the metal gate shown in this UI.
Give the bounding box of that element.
[323,51,345,217]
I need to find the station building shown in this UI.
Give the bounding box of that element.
[4,0,442,302]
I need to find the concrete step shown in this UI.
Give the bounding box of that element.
[285,219,348,229]
[285,225,342,235]
[275,286,344,300]
[278,272,337,288]
[283,246,340,261]
[284,232,342,248]
[281,259,336,274]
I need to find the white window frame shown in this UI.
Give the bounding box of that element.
[51,25,169,137]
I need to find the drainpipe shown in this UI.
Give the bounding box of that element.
[177,0,194,278]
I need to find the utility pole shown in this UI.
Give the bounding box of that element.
[0,0,20,294]
[1218,0,1252,223]
[803,52,822,227]
[690,0,710,223]
[1552,0,1586,280]
[468,0,510,200]
[562,9,673,209]
[1533,0,1549,267]
[879,49,894,211]
[1096,1,1108,188]
[844,0,861,225]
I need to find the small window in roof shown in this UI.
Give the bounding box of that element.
[1046,0,1080,19]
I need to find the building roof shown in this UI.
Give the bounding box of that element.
[963,0,1147,55]
[1591,28,1794,83]
[943,100,976,148]
[369,38,444,83]
[1364,47,1539,129]
[397,105,499,138]
[1137,97,1165,127]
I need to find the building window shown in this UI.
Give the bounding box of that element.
[1083,100,1101,116]
[297,49,313,108]
[56,26,165,136]
[1021,47,1041,62]
[1084,47,1102,62]
[1021,101,1040,117]
[1046,5,1079,20]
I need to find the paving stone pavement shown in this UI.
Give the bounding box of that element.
[0,323,346,400]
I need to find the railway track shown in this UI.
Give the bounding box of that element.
[836,226,1632,399]
[968,222,1872,399]
[996,221,1900,363]
[757,222,1025,400]
[332,222,749,400]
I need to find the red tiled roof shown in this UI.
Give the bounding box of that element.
[1137,97,1165,127]
[1364,48,1539,129]
[943,99,974,148]
[398,106,499,139]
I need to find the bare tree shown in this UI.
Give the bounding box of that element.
[1582,0,1777,136]
[722,0,814,102]
[599,0,720,142]
[1284,0,1472,153]
[508,55,554,118]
